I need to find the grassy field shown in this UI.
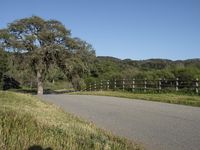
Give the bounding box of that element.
[71,91,200,107]
[0,91,142,150]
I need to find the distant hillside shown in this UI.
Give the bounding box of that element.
[97,56,200,69]
[86,56,200,81]
[97,56,200,66]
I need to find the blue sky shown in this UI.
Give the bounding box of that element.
[0,0,200,60]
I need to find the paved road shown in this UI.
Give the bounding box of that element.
[41,94,200,150]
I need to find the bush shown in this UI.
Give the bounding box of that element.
[72,76,86,91]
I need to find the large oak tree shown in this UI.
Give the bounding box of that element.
[0,16,95,94]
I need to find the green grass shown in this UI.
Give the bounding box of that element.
[0,91,142,150]
[44,81,73,90]
[71,91,200,107]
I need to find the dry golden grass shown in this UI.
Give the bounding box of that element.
[0,91,142,150]
[71,91,200,107]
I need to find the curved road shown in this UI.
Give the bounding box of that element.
[41,94,200,150]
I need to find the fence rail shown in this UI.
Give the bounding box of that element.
[86,78,199,94]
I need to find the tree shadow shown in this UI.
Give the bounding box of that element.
[9,88,75,95]
[28,145,53,150]
[1,74,75,95]
[44,89,75,94]
[14,88,37,95]
[2,75,20,90]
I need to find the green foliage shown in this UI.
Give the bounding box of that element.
[44,80,73,90]
[173,66,200,80]
[46,65,67,82]
[71,75,86,90]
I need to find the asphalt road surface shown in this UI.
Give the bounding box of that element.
[41,94,200,150]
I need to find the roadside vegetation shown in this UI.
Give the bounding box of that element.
[0,91,142,150]
[71,91,200,107]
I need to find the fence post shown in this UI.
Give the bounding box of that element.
[94,81,96,91]
[122,79,125,91]
[30,81,33,89]
[144,79,147,92]
[114,79,116,90]
[132,78,135,92]
[107,80,109,90]
[159,78,162,92]
[176,78,179,91]
[196,78,199,94]
[89,83,92,91]
[100,80,103,91]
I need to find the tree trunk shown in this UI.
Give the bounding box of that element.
[52,79,55,84]
[37,70,43,95]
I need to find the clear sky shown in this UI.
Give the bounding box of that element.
[0,0,200,60]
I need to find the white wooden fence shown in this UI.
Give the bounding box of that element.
[86,78,199,94]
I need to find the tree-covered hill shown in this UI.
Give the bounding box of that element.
[87,56,200,83]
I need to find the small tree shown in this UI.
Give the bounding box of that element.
[0,16,95,94]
